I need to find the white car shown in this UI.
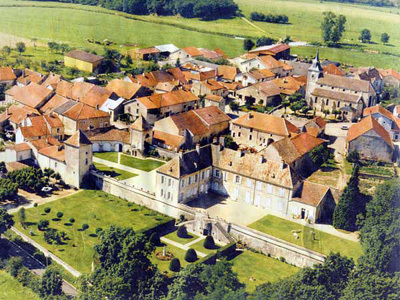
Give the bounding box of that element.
[341,125,349,130]
[41,187,52,193]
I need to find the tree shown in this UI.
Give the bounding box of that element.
[301,106,311,116]
[224,135,239,150]
[203,235,215,249]
[60,43,70,54]
[79,225,163,300]
[243,39,255,51]
[185,248,198,262]
[229,101,239,112]
[56,212,63,219]
[7,256,24,277]
[177,225,187,238]
[381,32,390,44]
[169,258,181,272]
[282,99,290,113]
[323,109,330,117]
[0,207,14,235]
[290,100,306,115]
[321,11,346,45]
[18,208,26,228]
[0,178,18,201]
[149,232,161,246]
[309,144,330,167]
[333,165,363,231]
[256,36,275,47]
[360,29,372,43]
[38,219,49,231]
[346,150,360,163]
[15,42,26,55]
[1,46,11,58]
[41,268,63,297]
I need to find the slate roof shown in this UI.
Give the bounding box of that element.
[65,50,103,63]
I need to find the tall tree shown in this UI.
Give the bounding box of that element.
[243,39,255,51]
[0,207,14,235]
[381,32,390,44]
[15,42,26,55]
[360,29,372,43]
[321,11,346,45]
[41,268,63,297]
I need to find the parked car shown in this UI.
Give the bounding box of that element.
[341,125,349,130]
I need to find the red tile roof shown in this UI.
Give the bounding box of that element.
[65,130,92,147]
[137,90,198,109]
[347,115,393,148]
[0,67,16,81]
[323,64,344,76]
[292,181,330,207]
[6,83,53,108]
[62,102,109,120]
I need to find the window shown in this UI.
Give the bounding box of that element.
[189,177,192,184]
[85,158,88,165]
[161,189,164,197]
[238,132,241,137]
[201,171,205,180]
[267,184,273,193]
[232,132,235,137]
[161,176,164,184]
[235,175,241,183]
[256,181,262,191]
[250,128,253,133]
[168,178,171,186]
[249,135,252,141]
[279,188,285,196]
[326,99,329,105]
[215,169,220,178]
[265,197,271,208]
[247,178,252,187]
[195,174,198,183]
[57,128,60,133]
[167,192,171,200]
[181,179,184,187]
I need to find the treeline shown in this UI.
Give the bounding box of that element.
[29,0,239,20]
[321,0,399,7]
[250,12,289,24]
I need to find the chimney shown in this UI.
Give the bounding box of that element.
[96,104,99,110]
[280,161,286,169]
[248,112,253,120]
[178,149,183,159]
[219,136,225,147]
[237,148,245,158]
[196,143,200,155]
[259,155,265,164]
[5,108,9,116]
[212,137,218,144]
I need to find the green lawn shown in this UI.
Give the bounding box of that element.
[13,190,173,274]
[190,239,221,255]
[230,250,299,292]
[94,152,119,163]
[249,215,363,261]
[0,0,399,67]
[120,154,165,172]
[0,270,40,300]
[94,163,137,180]
[163,230,200,245]
[360,165,394,177]
[150,242,193,274]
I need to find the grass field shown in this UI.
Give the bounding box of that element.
[150,242,192,274]
[0,0,399,67]
[0,270,40,300]
[13,190,172,273]
[190,239,221,255]
[94,152,165,171]
[230,250,299,292]
[94,162,137,180]
[249,215,363,261]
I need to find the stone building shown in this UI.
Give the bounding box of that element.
[236,81,281,107]
[346,115,394,162]
[364,105,400,141]
[230,112,300,150]
[306,50,376,120]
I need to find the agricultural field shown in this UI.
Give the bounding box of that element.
[0,270,40,300]
[249,215,363,261]
[12,190,173,273]
[0,0,399,67]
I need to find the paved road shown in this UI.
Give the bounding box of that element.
[3,237,78,296]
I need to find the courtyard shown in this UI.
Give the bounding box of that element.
[93,152,165,172]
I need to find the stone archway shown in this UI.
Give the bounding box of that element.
[103,143,111,152]
[92,143,100,152]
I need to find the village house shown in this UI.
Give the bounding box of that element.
[132,47,161,61]
[15,114,64,144]
[152,106,230,152]
[272,76,306,96]
[236,81,281,107]
[64,50,104,73]
[52,100,110,135]
[235,68,275,87]
[86,128,131,153]
[0,67,17,86]
[302,116,326,138]
[41,73,63,90]
[5,82,54,109]
[217,65,238,82]
[129,116,152,157]
[350,66,383,95]
[262,132,325,177]
[0,105,40,131]
[248,44,291,60]
[306,50,376,121]
[231,112,300,150]
[346,115,394,163]
[106,79,152,100]
[379,69,400,88]
[203,94,226,111]
[125,90,199,125]
[191,79,228,97]
[237,55,293,77]
[16,69,46,86]
[363,105,400,141]
[289,181,336,223]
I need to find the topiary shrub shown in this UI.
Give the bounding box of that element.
[203,235,215,249]
[95,228,103,235]
[56,212,63,218]
[177,225,187,238]
[37,220,49,231]
[82,223,89,230]
[184,248,197,262]
[149,232,161,246]
[69,218,75,223]
[44,207,51,214]
[169,258,181,272]
[33,203,38,208]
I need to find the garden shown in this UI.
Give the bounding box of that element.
[12,190,173,273]
[93,163,137,180]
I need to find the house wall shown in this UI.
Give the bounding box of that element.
[236,86,276,107]
[64,57,101,73]
[64,143,92,187]
[348,130,393,163]
[37,153,67,179]
[204,99,226,111]
[231,123,285,148]
[210,166,292,216]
